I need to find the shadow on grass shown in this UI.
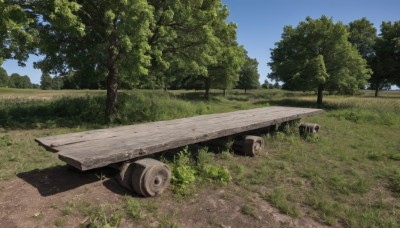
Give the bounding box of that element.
[17,165,120,197]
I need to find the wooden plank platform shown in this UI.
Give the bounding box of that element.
[35,106,323,171]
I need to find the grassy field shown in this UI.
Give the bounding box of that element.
[0,87,399,227]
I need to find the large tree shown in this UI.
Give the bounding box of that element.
[28,0,241,119]
[144,0,244,98]
[237,54,260,93]
[371,21,400,95]
[32,0,153,119]
[201,6,245,99]
[347,18,391,97]
[269,16,371,106]
[206,41,245,98]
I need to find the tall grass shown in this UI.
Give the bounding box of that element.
[0,90,267,129]
[0,91,211,129]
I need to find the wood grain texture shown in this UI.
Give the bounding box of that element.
[35,106,323,170]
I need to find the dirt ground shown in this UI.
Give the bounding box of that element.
[0,165,336,228]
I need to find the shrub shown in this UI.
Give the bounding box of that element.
[170,147,197,196]
[170,147,232,196]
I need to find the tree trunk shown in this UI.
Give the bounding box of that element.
[106,65,118,121]
[374,84,379,97]
[204,78,210,100]
[317,84,324,108]
[105,35,118,121]
[223,89,226,97]
[244,88,247,94]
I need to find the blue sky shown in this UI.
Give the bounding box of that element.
[2,0,400,84]
[223,0,400,83]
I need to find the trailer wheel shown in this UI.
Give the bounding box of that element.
[131,158,171,197]
[242,136,264,156]
[117,162,135,191]
[299,123,320,136]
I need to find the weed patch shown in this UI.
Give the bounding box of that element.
[388,169,400,196]
[63,201,122,228]
[170,147,232,196]
[126,197,144,220]
[241,203,258,219]
[269,188,301,217]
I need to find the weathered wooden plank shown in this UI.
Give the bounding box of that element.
[35,106,323,170]
[36,106,286,147]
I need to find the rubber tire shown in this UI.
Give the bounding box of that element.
[131,158,171,197]
[242,136,264,156]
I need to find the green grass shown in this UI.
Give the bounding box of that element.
[0,88,399,227]
[241,203,259,219]
[224,91,400,227]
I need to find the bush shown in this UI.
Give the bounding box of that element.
[170,147,197,196]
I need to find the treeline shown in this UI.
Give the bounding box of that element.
[269,16,400,105]
[0,67,38,88]
[1,0,260,119]
[39,56,260,92]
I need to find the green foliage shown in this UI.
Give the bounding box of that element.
[370,20,400,94]
[348,18,377,60]
[0,67,8,86]
[85,206,121,228]
[261,79,273,89]
[17,0,245,117]
[269,16,371,105]
[0,0,37,65]
[170,147,197,196]
[8,73,33,88]
[196,148,232,184]
[146,0,241,91]
[126,197,144,220]
[200,165,231,184]
[200,11,245,98]
[40,73,53,90]
[237,54,260,92]
[170,146,232,196]
[30,0,154,117]
[68,201,121,228]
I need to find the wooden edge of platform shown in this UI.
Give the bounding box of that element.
[34,138,59,153]
[58,154,84,170]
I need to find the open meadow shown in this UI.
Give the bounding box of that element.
[0,88,399,227]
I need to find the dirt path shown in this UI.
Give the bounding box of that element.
[0,166,334,228]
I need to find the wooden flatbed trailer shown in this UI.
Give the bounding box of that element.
[35,106,323,196]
